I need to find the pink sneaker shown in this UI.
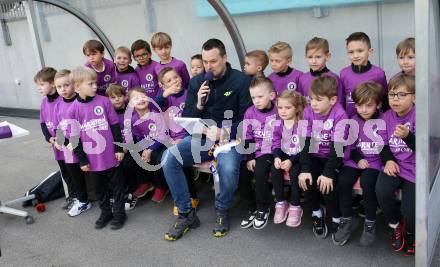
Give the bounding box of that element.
[273,201,288,224]
[286,205,303,227]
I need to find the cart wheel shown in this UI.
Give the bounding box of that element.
[25,216,34,224]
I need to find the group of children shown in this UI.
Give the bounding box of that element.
[34,30,416,256]
[240,32,415,256]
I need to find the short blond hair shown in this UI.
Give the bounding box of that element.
[115,46,132,58]
[54,69,71,81]
[305,37,329,54]
[396,37,415,57]
[268,41,292,59]
[246,50,269,71]
[70,66,97,89]
[151,32,172,49]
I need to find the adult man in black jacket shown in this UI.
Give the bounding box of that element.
[163,39,252,240]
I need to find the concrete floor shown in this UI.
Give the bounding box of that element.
[0,116,417,266]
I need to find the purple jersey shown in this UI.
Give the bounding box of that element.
[115,107,133,144]
[297,69,344,105]
[303,104,348,158]
[340,63,387,117]
[54,97,78,164]
[115,66,140,93]
[273,120,308,157]
[131,111,170,151]
[343,114,386,171]
[85,58,116,96]
[155,58,191,89]
[161,90,188,141]
[40,94,64,160]
[268,68,303,95]
[135,60,160,99]
[381,106,415,183]
[243,104,278,158]
[67,95,119,171]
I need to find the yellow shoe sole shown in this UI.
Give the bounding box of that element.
[164,227,189,241]
[213,231,227,238]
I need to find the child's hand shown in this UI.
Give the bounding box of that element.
[54,141,62,150]
[384,160,400,177]
[280,160,292,171]
[274,157,282,169]
[67,143,74,151]
[115,152,124,162]
[246,159,256,172]
[298,172,312,191]
[49,136,56,144]
[317,175,333,194]
[394,124,409,139]
[141,149,152,163]
[357,159,369,169]
[80,164,91,172]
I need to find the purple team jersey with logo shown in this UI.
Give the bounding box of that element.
[343,114,386,171]
[40,95,64,160]
[115,107,133,144]
[381,106,415,183]
[243,104,279,158]
[131,111,170,151]
[273,120,308,157]
[67,95,119,171]
[297,70,344,105]
[85,58,116,96]
[115,66,140,93]
[268,68,303,95]
[161,90,188,141]
[340,64,387,117]
[135,60,160,99]
[54,98,78,164]
[154,58,191,89]
[303,104,348,158]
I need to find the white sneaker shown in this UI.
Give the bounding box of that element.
[253,209,270,230]
[68,200,91,217]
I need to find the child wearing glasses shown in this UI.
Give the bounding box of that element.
[376,74,416,256]
[131,39,160,100]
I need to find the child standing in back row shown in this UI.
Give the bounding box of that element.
[151,32,191,89]
[83,40,116,96]
[297,37,343,104]
[394,38,415,77]
[268,41,303,95]
[190,54,205,77]
[244,50,269,78]
[339,32,388,117]
[114,46,140,92]
[131,39,160,100]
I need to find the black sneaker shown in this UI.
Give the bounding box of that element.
[357,205,365,218]
[332,217,359,246]
[312,208,328,239]
[165,209,200,241]
[213,210,229,238]
[360,220,376,247]
[124,194,138,211]
[389,219,406,251]
[240,210,256,229]
[404,232,415,256]
[61,197,74,210]
[253,209,270,230]
[110,214,126,230]
[95,213,113,229]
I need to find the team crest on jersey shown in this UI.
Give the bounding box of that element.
[121,80,129,88]
[124,119,131,127]
[104,74,111,82]
[267,117,276,128]
[94,106,104,116]
[179,103,185,110]
[403,122,411,130]
[323,119,333,130]
[287,82,297,91]
[291,134,299,144]
[148,123,157,132]
[146,74,153,81]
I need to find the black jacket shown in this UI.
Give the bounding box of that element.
[182,63,252,138]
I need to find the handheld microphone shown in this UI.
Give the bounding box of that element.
[200,71,214,106]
